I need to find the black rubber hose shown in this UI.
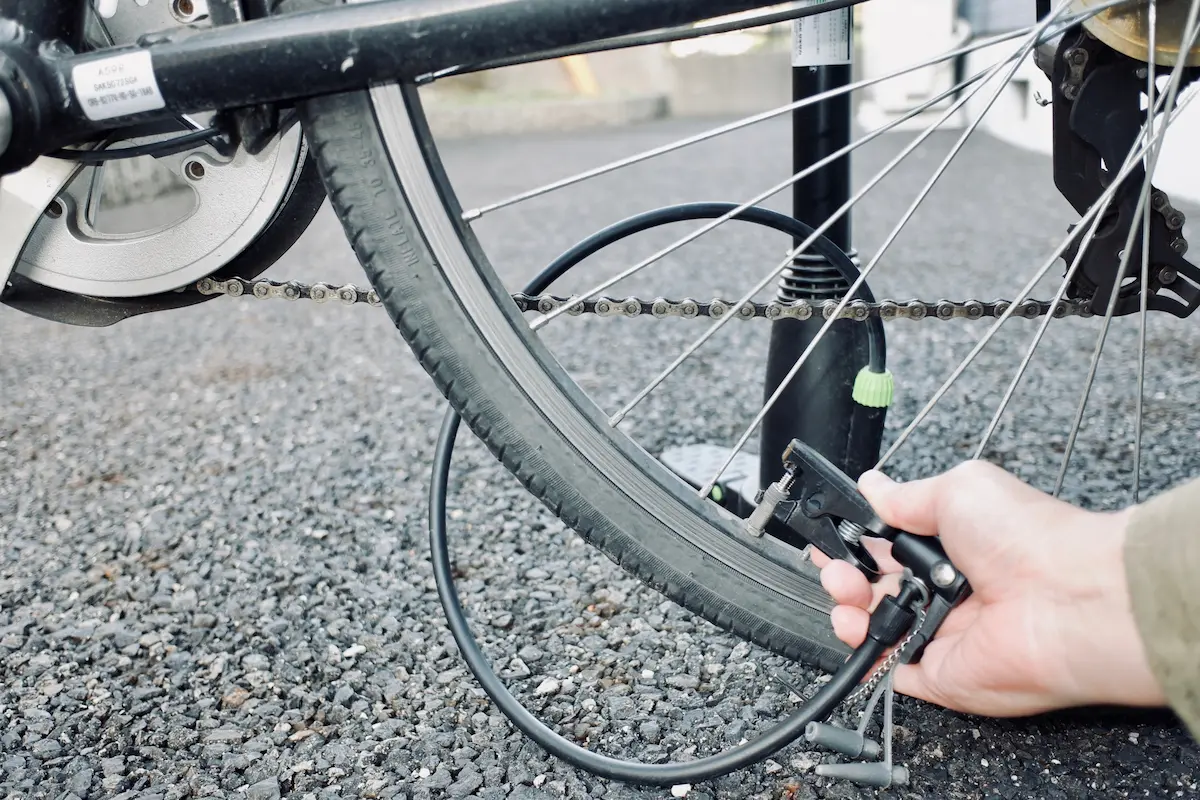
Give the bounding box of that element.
[427,225,896,784]
[530,202,885,373]
[430,408,885,785]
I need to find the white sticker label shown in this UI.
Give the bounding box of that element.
[792,1,852,67]
[73,51,165,122]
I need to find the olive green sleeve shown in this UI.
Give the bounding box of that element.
[1125,478,1200,739]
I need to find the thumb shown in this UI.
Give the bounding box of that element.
[858,469,942,536]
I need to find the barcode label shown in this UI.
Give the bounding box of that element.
[73,51,166,122]
[792,1,852,66]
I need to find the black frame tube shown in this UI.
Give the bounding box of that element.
[5,0,865,153]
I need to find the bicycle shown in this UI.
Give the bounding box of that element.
[1,0,1196,789]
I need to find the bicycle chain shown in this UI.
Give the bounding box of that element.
[195,277,1096,322]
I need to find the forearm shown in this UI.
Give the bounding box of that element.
[1125,478,1200,740]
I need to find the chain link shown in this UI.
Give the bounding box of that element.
[194,277,1094,322]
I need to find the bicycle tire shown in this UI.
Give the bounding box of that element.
[285,4,849,670]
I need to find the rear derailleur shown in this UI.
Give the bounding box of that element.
[1046,24,1200,317]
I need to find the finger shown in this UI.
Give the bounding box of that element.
[809,547,832,569]
[858,470,942,536]
[820,560,873,608]
[830,605,869,648]
[861,536,903,573]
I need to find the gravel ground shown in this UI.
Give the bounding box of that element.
[3,113,1200,800]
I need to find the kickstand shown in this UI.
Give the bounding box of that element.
[808,672,910,788]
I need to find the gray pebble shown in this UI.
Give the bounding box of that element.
[246,777,281,800]
[243,653,271,671]
[638,721,661,744]
[517,645,544,663]
[424,766,453,790]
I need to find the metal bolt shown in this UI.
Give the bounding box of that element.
[1152,192,1169,212]
[1136,67,1149,79]
[184,160,205,181]
[1068,48,1087,65]
[1062,83,1078,101]
[171,0,198,22]
[1160,267,1178,284]
[930,561,957,589]
[1170,238,1188,255]
[596,300,610,314]
[1166,211,1186,230]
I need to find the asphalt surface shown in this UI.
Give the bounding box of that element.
[4,114,1200,800]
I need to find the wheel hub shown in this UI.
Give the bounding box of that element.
[1076,0,1200,66]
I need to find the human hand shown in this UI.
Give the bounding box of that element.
[811,461,1165,717]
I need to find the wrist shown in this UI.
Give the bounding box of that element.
[1053,507,1166,708]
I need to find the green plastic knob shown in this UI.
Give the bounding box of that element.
[852,367,894,409]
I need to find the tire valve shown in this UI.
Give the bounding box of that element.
[745,469,794,537]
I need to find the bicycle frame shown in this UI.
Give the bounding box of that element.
[0,0,861,176]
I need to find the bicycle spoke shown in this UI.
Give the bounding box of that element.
[879,61,1200,471]
[529,58,1008,333]
[694,0,1079,496]
[606,51,1025,433]
[1134,0,1159,503]
[1055,0,1200,497]
[460,8,1123,222]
